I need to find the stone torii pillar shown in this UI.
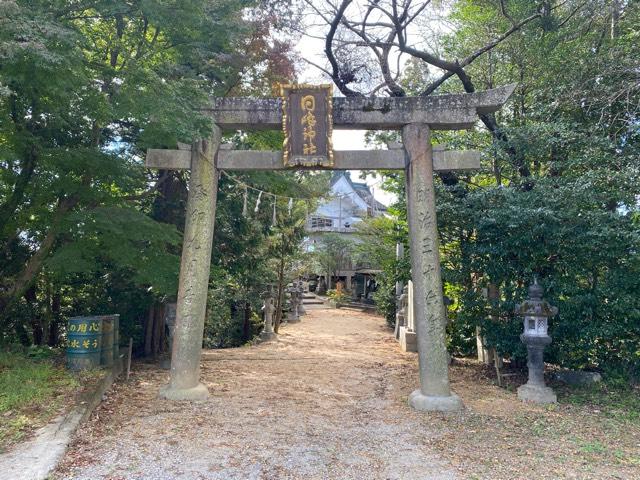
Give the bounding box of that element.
[404,124,461,411]
[159,126,221,401]
[146,84,515,407]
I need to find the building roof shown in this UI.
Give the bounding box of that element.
[330,172,387,212]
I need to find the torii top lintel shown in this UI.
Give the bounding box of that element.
[204,84,516,131]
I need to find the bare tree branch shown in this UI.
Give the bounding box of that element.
[324,0,364,97]
[301,57,334,78]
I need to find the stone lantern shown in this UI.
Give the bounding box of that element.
[515,279,558,404]
[286,283,301,323]
[296,280,306,316]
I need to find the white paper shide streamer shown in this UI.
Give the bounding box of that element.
[254,190,262,213]
[272,196,277,226]
[242,185,248,217]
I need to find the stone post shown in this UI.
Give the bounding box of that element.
[297,281,306,316]
[407,280,415,332]
[399,281,417,352]
[477,284,498,364]
[394,241,405,340]
[159,126,222,401]
[403,123,463,412]
[260,297,277,341]
[287,285,301,323]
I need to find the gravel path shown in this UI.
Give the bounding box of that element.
[54,308,457,480]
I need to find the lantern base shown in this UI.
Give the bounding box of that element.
[408,389,464,412]
[517,383,557,404]
[259,331,277,342]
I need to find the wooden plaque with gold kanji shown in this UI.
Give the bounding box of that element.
[279,84,334,168]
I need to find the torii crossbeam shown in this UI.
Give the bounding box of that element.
[147,84,515,412]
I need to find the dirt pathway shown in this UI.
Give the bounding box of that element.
[54,308,457,480]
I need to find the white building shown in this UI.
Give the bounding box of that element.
[305,172,386,297]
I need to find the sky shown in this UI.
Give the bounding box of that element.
[293,11,396,207]
[287,1,457,207]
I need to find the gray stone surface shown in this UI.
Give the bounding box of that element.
[147,147,481,172]
[515,282,558,405]
[259,297,277,342]
[205,84,516,131]
[517,384,557,404]
[404,123,462,412]
[146,148,191,169]
[515,281,558,404]
[259,331,277,341]
[296,281,306,316]
[518,337,556,404]
[0,409,84,480]
[394,284,408,340]
[159,382,209,402]
[408,390,464,413]
[286,283,303,323]
[556,370,602,385]
[399,327,417,353]
[160,129,221,400]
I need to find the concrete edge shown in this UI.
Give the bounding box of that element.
[0,355,124,480]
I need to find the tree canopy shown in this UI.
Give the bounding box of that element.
[0,0,318,350]
[343,0,639,380]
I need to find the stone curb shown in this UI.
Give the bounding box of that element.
[0,355,124,480]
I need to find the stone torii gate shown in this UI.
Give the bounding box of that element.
[146,84,515,412]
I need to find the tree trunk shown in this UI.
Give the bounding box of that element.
[242,301,251,342]
[0,196,77,313]
[144,303,155,357]
[611,0,620,39]
[25,285,44,346]
[152,303,165,358]
[48,291,61,347]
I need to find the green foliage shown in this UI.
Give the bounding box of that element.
[0,0,301,349]
[204,175,319,345]
[48,206,182,294]
[326,288,349,305]
[559,382,640,424]
[355,216,409,326]
[204,274,263,348]
[371,1,640,379]
[314,233,355,278]
[0,349,77,450]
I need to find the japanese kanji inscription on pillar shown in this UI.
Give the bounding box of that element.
[279,83,334,168]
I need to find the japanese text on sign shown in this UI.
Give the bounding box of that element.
[279,84,334,168]
[68,322,100,333]
[301,95,317,155]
